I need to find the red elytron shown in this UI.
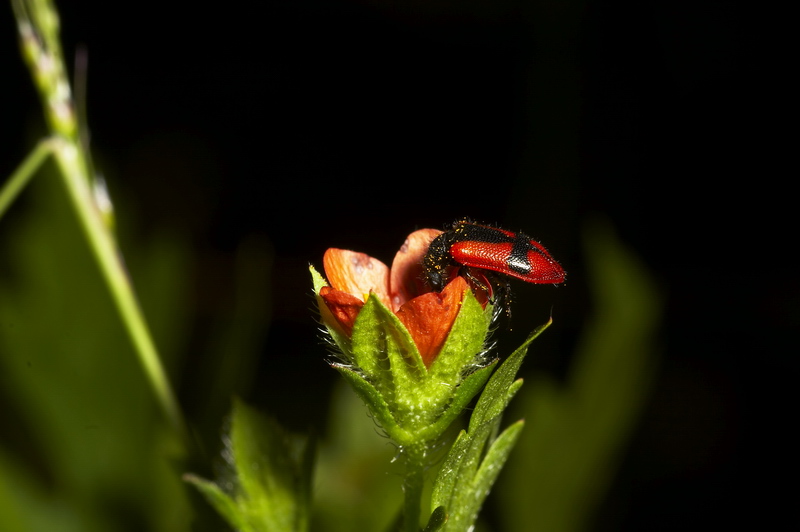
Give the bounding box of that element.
[423,219,566,294]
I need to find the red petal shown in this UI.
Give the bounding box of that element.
[319,286,364,336]
[323,248,391,307]
[395,276,469,368]
[389,228,442,311]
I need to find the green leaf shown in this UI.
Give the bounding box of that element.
[431,320,550,531]
[423,506,448,532]
[183,474,249,532]
[185,399,314,532]
[430,429,468,516]
[430,418,496,530]
[431,420,526,530]
[231,399,313,532]
[469,320,550,433]
[469,420,525,515]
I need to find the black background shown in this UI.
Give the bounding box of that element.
[2,0,790,529]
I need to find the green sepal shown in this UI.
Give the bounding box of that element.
[332,364,412,445]
[414,360,497,443]
[309,263,327,294]
[351,293,427,384]
[184,398,314,532]
[309,265,353,360]
[333,342,496,446]
[398,288,493,435]
[427,289,492,385]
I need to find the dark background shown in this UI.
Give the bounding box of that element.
[2,0,789,529]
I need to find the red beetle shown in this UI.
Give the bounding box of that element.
[423,219,566,296]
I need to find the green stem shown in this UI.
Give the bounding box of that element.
[54,140,186,438]
[403,442,427,532]
[0,138,55,220]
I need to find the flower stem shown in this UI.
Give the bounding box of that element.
[54,139,186,439]
[403,442,427,532]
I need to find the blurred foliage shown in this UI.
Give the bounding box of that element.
[497,219,662,532]
[312,382,403,532]
[0,165,192,531]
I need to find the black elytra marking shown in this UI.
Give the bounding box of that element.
[453,222,512,245]
[507,237,534,275]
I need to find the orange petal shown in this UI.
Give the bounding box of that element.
[395,276,469,368]
[389,228,442,311]
[323,248,391,307]
[319,286,364,336]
